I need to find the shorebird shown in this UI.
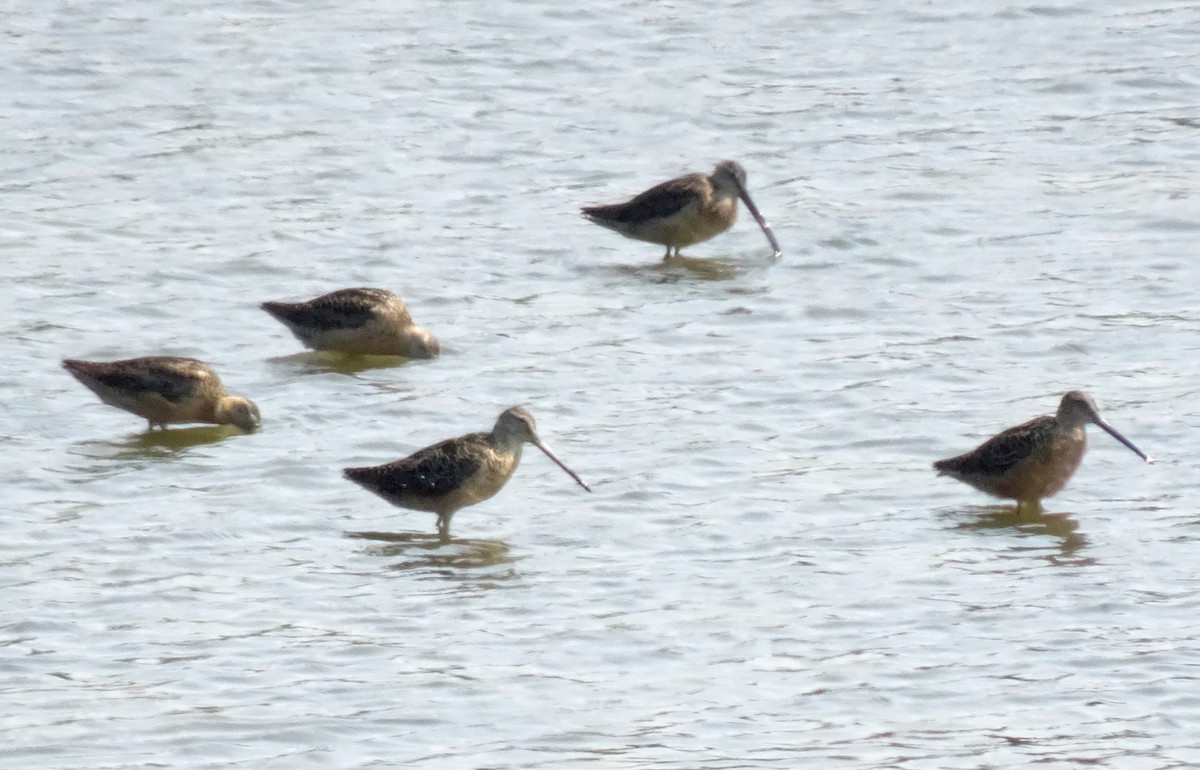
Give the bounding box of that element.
[581,160,782,260]
[63,356,261,433]
[934,390,1151,509]
[261,287,439,358]
[343,406,590,534]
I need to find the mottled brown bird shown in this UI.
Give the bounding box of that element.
[581,160,781,260]
[63,356,261,433]
[934,390,1151,509]
[261,287,439,358]
[344,406,590,534]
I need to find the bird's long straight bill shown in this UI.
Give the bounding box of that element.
[737,190,782,258]
[1096,418,1153,463]
[533,439,592,491]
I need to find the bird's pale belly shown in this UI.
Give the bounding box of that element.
[640,200,738,248]
[979,434,1086,502]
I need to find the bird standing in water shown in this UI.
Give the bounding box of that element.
[261,287,439,359]
[344,406,590,534]
[934,390,1151,509]
[581,160,781,260]
[63,356,261,433]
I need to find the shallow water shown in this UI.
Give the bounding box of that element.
[3,1,1200,768]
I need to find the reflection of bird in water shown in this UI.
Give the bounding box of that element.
[63,356,261,433]
[935,390,1151,509]
[581,160,781,260]
[952,506,1091,566]
[347,530,516,571]
[261,287,439,359]
[344,406,590,535]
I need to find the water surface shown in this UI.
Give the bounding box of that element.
[3,1,1199,768]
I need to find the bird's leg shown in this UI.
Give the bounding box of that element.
[1014,499,1043,516]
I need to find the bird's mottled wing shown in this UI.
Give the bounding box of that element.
[266,288,408,331]
[939,416,1055,475]
[363,434,486,499]
[583,173,707,224]
[102,357,209,403]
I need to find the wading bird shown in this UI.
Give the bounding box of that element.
[261,287,439,358]
[581,160,781,260]
[344,406,590,534]
[934,390,1151,509]
[63,356,261,433]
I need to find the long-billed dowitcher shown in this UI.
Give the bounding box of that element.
[934,390,1151,509]
[343,406,590,534]
[581,160,782,260]
[63,356,261,433]
[261,287,439,358]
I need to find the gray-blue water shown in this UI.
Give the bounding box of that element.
[3,1,1199,767]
